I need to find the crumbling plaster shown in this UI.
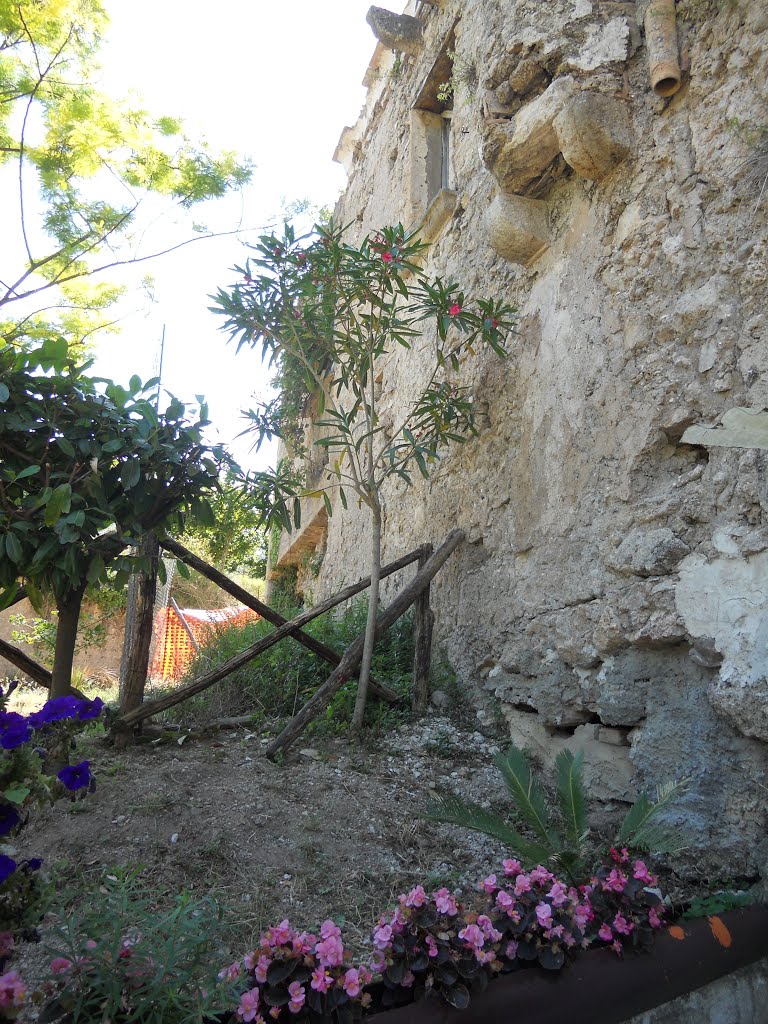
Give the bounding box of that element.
[280,0,768,871]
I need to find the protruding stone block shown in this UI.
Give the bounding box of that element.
[553,93,634,180]
[486,191,549,266]
[366,7,423,55]
[481,76,577,193]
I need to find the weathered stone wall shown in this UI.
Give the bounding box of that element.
[279,0,768,871]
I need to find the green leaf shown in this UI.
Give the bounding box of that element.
[422,794,552,864]
[86,555,106,585]
[56,436,76,457]
[14,465,40,481]
[555,749,588,850]
[3,785,30,805]
[494,745,560,849]
[120,460,141,491]
[44,483,72,526]
[0,383,9,402]
[176,559,191,580]
[5,532,23,564]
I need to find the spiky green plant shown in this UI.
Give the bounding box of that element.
[424,744,687,882]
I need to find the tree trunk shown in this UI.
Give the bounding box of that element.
[412,543,434,713]
[351,501,381,734]
[119,533,160,715]
[50,584,86,697]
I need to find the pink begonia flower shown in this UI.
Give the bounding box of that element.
[530,866,554,886]
[449,304,461,316]
[648,906,663,929]
[514,874,531,896]
[292,932,317,954]
[496,889,514,911]
[244,950,258,971]
[433,888,458,916]
[272,920,293,945]
[319,919,341,940]
[49,957,72,975]
[548,881,568,907]
[604,869,627,893]
[362,993,373,1009]
[404,885,427,908]
[458,924,484,949]
[535,903,553,929]
[611,940,623,956]
[370,950,387,973]
[481,874,497,893]
[613,913,634,936]
[287,981,306,1013]
[254,955,271,983]
[401,970,415,988]
[505,940,518,959]
[502,858,522,877]
[238,988,260,1023]
[477,915,502,942]
[476,949,496,965]
[573,904,591,930]
[343,968,362,997]
[219,961,241,982]
[425,935,438,958]
[316,934,344,967]
[311,967,333,993]
[373,923,393,949]
[0,971,26,1011]
[598,923,613,942]
[633,860,654,885]
[269,1007,281,1020]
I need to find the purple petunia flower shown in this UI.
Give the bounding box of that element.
[0,806,20,838]
[57,761,92,792]
[76,697,104,721]
[0,856,16,884]
[22,859,42,873]
[0,713,32,750]
[28,696,81,729]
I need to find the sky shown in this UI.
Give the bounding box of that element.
[84,0,402,470]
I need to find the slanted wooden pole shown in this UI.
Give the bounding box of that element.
[116,544,430,730]
[170,597,200,654]
[0,637,51,689]
[266,528,465,760]
[119,533,159,715]
[412,543,434,713]
[160,536,426,704]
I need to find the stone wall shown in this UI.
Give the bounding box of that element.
[276,0,768,871]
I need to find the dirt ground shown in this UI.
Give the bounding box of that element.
[18,714,512,982]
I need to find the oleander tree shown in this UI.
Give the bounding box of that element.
[0,341,229,696]
[211,221,516,732]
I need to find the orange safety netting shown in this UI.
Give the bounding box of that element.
[149,606,258,683]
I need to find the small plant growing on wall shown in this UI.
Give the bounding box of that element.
[212,222,516,732]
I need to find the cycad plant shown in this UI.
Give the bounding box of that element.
[424,745,687,883]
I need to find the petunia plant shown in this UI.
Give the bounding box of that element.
[212,222,516,732]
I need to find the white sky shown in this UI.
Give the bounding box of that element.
[85,0,401,470]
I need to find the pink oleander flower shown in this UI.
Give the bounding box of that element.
[238,988,260,1022]
[287,981,305,1013]
[458,924,484,949]
[604,869,627,893]
[514,873,531,896]
[343,968,362,997]
[496,889,514,911]
[449,304,461,316]
[255,955,271,983]
[648,906,664,929]
[85,939,97,950]
[382,251,394,263]
[0,971,26,1011]
[548,881,569,907]
[613,913,634,936]
[502,858,522,877]
[433,887,458,916]
[481,873,497,893]
[311,967,333,993]
[315,934,344,967]
[530,866,554,886]
[535,903,553,929]
[373,923,393,949]
[633,860,655,885]
[49,957,72,975]
[598,923,613,942]
[425,935,438,958]
[403,885,427,908]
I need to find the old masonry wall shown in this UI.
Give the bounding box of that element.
[274,0,768,873]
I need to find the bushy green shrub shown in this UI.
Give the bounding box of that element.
[170,601,415,732]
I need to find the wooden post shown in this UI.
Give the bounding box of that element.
[170,597,200,654]
[119,532,160,716]
[116,544,428,730]
[412,543,434,714]
[160,537,426,704]
[0,637,51,689]
[266,528,465,760]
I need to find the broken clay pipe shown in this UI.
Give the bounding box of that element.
[645,0,682,97]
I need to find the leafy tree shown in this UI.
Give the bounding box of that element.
[0,341,229,696]
[0,0,251,355]
[211,222,515,733]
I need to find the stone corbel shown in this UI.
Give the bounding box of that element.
[486,192,550,267]
[553,93,634,181]
[366,7,423,55]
